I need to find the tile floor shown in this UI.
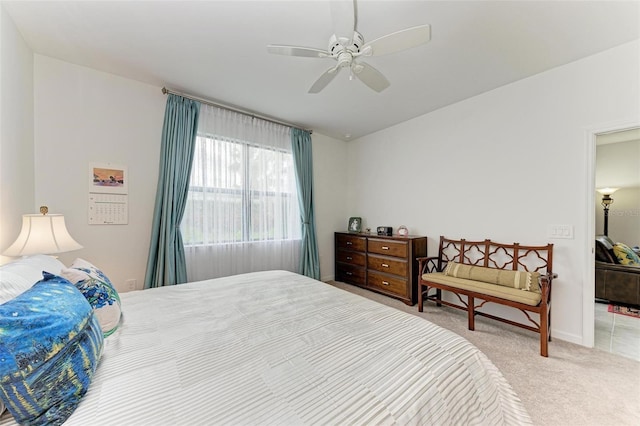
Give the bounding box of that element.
[594,302,640,362]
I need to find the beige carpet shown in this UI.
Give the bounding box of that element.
[328,281,640,426]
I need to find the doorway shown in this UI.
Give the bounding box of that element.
[587,125,640,354]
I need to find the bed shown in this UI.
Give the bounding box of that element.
[0,256,531,425]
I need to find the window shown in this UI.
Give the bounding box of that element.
[182,135,301,246]
[182,106,302,281]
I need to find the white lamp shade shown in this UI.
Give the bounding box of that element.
[597,187,619,196]
[3,214,83,256]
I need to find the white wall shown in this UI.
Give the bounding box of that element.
[0,5,35,265]
[31,55,348,291]
[595,186,640,246]
[595,140,640,245]
[311,132,348,281]
[33,56,165,291]
[346,39,640,346]
[596,139,640,189]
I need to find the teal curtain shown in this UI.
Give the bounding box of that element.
[291,128,320,279]
[144,95,200,288]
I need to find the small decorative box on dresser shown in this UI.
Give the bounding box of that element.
[335,232,427,305]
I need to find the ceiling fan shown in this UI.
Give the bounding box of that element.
[267,0,431,93]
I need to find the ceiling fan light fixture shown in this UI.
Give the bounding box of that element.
[359,45,373,57]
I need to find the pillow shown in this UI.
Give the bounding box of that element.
[443,261,541,293]
[0,270,34,305]
[613,243,640,265]
[60,258,121,337]
[0,272,103,425]
[0,255,66,304]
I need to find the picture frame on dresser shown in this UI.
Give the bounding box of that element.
[348,217,362,233]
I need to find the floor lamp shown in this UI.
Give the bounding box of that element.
[597,188,618,237]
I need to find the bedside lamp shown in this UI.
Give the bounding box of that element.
[3,206,83,256]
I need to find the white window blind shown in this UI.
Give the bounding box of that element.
[181,105,301,280]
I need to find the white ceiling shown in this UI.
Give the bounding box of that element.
[3,0,639,141]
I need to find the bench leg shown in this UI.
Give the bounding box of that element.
[468,296,475,331]
[540,306,549,357]
[436,289,442,307]
[418,283,424,312]
[548,308,552,342]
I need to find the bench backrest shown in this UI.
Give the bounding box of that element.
[437,236,554,275]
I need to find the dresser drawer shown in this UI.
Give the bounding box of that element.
[367,254,407,277]
[336,234,366,252]
[367,271,408,297]
[336,264,366,286]
[367,239,407,258]
[336,250,366,266]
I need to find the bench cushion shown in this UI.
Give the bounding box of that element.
[443,262,540,293]
[422,272,542,306]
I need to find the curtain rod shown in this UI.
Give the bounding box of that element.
[161,87,312,134]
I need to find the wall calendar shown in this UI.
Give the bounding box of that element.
[88,163,129,225]
[88,193,128,225]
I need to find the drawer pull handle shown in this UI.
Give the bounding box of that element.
[346,256,352,260]
[381,263,389,268]
[382,281,390,286]
[346,272,353,276]
[346,241,352,245]
[381,246,389,250]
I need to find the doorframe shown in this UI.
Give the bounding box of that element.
[584,120,640,347]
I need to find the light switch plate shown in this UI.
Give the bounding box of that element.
[547,225,574,239]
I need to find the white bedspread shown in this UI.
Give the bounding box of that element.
[1,271,531,425]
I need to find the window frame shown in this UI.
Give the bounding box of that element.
[182,133,300,246]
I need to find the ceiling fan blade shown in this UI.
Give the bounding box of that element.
[362,24,431,57]
[330,0,356,45]
[353,62,390,92]
[267,45,328,58]
[309,67,341,94]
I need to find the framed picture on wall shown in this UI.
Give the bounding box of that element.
[90,163,128,194]
[348,217,362,233]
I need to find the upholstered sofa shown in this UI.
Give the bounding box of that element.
[595,235,640,307]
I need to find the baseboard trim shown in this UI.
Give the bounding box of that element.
[551,329,583,346]
[321,274,335,283]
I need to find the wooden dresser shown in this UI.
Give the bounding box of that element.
[335,232,427,305]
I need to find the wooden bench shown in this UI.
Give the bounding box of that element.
[417,236,557,357]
